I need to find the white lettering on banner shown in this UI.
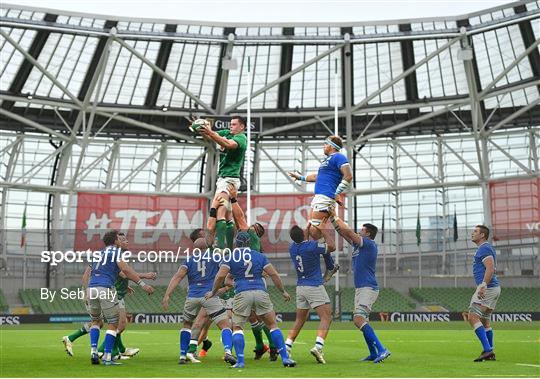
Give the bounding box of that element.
[0,316,20,325]
[491,313,532,322]
[390,312,451,322]
[153,210,176,241]
[526,222,540,232]
[134,313,184,323]
[84,209,204,245]
[266,206,310,244]
[81,199,312,248]
[84,212,112,241]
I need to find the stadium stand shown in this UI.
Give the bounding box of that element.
[19,286,539,314]
[19,286,188,314]
[410,287,540,312]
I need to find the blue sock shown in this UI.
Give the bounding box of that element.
[104,330,116,355]
[180,329,191,356]
[221,328,233,352]
[232,331,245,364]
[474,324,492,352]
[322,252,335,271]
[485,328,494,349]
[361,323,385,353]
[270,328,289,361]
[89,326,99,353]
[361,325,378,357]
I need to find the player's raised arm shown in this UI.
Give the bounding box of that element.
[263,263,291,301]
[288,171,317,183]
[318,225,336,253]
[82,265,91,289]
[227,184,249,231]
[199,125,239,150]
[207,195,226,233]
[335,164,353,197]
[117,260,155,295]
[162,266,187,311]
[327,207,362,247]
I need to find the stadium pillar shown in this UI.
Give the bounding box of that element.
[459,28,492,233]
[437,136,449,274]
[340,33,354,320]
[0,136,22,269]
[392,139,402,272]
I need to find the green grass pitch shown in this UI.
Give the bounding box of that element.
[1,322,539,377]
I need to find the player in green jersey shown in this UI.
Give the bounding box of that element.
[196,116,247,250]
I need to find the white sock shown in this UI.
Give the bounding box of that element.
[315,336,324,350]
[285,338,294,348]
[103,352,111,361]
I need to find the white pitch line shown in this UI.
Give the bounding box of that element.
[516,363,540,368]
[473,375,533,377]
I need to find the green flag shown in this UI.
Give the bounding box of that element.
[416,210,421,246]
[20,202,27,247]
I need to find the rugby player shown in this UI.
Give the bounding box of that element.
[468,225,500,362]
[327,208,391,363]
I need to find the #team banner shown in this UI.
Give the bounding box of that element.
[74,192,339,254]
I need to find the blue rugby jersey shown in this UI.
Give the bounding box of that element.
[289,240,326,286]
[314,153,349,198]
[88,246,122,288]
[181,257,222,297]
[222,249,269,293]
[473,242,499,288]
[351,237,378,290]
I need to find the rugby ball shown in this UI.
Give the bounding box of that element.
[189,119,209,133]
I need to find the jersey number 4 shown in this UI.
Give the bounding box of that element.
[197,261,206,277]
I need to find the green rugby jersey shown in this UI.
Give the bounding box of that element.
[248,228,261,251]
[220,287,235,300]
[115,277,129,300]
[216,130,247,178]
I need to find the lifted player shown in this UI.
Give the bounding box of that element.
[288,135,352,281]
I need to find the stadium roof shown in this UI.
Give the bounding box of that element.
[0,1,539,140]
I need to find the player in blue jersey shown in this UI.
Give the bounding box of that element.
[162,237,236,366]
[87,230,155,366]
[285,225,335,364]
[327,208,391,363]
[288,135,353,281]
[63,232,156,360]
[468,225,501,362]
[206,232,296,368]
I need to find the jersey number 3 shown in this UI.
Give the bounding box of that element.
[296,256,304,273]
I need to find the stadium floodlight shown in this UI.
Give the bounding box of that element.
[222,58,238,70]
[457,47,473,61]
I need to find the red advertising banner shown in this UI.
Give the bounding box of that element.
[75,193,208,253]
[489,178,540,240]
[75,192,341,254]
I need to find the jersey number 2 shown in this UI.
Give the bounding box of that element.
[244,260,254,278]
